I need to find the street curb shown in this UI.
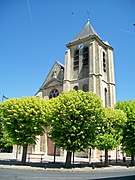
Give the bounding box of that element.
[0,164,135,172]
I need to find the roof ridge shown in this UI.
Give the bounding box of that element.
[56,60,64,67]
[69,20,99,43]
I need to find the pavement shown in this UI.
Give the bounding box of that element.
[0,153,135,172]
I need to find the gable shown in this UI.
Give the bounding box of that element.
[37,61,64,92]
[42,77,63,89]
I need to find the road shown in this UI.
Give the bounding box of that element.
[0,168,135,180]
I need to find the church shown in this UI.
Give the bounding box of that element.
[30,19,116,159]
[36,19,116,106]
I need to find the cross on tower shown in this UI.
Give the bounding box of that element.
[87,9,90,21]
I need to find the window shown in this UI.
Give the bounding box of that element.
[73,86,78,91]
[83,47,89,66]
[74,50,79,69]
[49,89,59,99]
[105,88,108,107]
[82,84,89,92]
[103,52,106,73]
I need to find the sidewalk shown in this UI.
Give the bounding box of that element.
[0,153,135,171]
[0,152,99,163]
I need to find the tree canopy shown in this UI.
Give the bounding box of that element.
[95,107,127,150]
[0,119,7,150]
[0,96,48,162]
[115,100,135,165]
[95,107,127,165]
[46,90,104,164]
[0,120,12,151]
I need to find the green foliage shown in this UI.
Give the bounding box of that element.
[0,127,13,148]
[95,107,127,151]
[0,96,48,146]
[115,100,135,155]
[46,90,104,152]
[0,120,8,148]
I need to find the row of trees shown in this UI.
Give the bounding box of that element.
[0,90,134,165]
[47,90,126,165]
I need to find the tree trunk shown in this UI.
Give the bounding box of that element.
[16,145,18,160]
[21,145,28,163]
[116,147,118,163]
[66,151,72,164]
[131,150,134,166]
[89,148,92,164]
[104,149,109,166]
[54,145,56,163]
[73,152,74,164]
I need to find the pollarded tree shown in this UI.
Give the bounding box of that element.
[95,107,127,166]
[0,96,48,163]
[46,90,104,164]
[0,119,8,151]
[0,120,13,152]
[115,100,135,165]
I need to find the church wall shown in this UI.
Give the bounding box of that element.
[89,41,94,75]
[69,46,78,80]
[63,49,71,92]
[64,50,71,81]
[42,84,63,99]
[89,42,95,93]
[78,77,89,90]
[107,49,115,84]
[101,80,109,107]
[88,75,94,92]
[68,39,94,81]
[95,77,100,95]
[35,91,42,98]
[69,79,78,89]
[108,84,116,107]
[95,41,100,75]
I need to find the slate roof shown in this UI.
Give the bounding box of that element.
[70,19,99,43]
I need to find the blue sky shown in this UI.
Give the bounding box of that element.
[0,0,135,102]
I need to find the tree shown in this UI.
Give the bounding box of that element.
[115,100,135,165]
[0,96,48,163]
[0,119,13,152]
[95,107,127,166]
[46,90,104,164]
[0,118,7,151]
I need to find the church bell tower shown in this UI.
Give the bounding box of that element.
[63,19,116,107]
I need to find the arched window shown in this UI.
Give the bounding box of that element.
[73,86,78,91]
[74,50,79,69]
[82,84,89,92]
[83,46,89,66]
[105,88,108,107]
[103,52,106,73]
[49,89,59,99]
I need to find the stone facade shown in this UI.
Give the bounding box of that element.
[32,20,116,159]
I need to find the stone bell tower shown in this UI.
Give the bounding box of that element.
[63,19,116,107]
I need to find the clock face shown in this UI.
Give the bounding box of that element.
[78,44,84,49]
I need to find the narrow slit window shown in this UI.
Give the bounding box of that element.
[103,52,106,73]
[105,88,108,107]
[83,47,89,66]
[74,50,79,69]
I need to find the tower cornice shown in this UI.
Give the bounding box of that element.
[66,35,113,50]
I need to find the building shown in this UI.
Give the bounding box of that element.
[31,19,116,158]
